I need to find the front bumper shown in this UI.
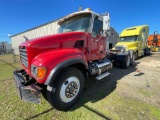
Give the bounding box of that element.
[13,70,42,103]
[107,50,128,62]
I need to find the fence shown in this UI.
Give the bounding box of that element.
[0,53,20,64]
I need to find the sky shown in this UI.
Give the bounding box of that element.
[0,0,160,43]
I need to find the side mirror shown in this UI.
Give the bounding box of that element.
[103,13,110,31]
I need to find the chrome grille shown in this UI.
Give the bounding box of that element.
[19,47,28,68]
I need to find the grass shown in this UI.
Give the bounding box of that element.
[0,54,160,120]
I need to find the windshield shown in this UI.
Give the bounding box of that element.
[58,14,91,33]
[119,36,138,42]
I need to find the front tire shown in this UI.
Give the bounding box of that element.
[121,52,131,69]
[47,67,84,111]
[130,52,135,66]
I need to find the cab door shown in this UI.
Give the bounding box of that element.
[137,34,143,56]
[138,28,147,56]
[89,17,106,60]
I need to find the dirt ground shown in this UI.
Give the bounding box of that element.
[84,52,160,117]
[116,52,160,107]
[92,52,160,100]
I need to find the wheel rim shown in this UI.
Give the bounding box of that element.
[60,76,80,103]
[127,55,130,66]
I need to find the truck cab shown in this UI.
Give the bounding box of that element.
[107,25,150,69]
[115,25,149,58]
[13,8,112,110]
[57,9,108,61]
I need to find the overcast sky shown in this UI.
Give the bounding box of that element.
[0,0,159,43]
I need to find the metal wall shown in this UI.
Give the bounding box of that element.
[11,20,118,55]
[11,20,59,54]
[106,27,119,50]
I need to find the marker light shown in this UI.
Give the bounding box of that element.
[31,65,47,79]
[84,8,91,11]
[37,67,47,79]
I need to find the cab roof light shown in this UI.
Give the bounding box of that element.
[84,8,91,11]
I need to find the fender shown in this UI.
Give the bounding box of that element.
[44,58,88,85]
[31,48,88,83]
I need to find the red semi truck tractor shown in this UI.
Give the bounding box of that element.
[13,8,112,110]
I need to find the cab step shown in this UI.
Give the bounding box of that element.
[96,72,110,80]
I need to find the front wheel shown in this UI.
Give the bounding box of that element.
[121,52,131,69]
[47,67,84,111]
[130,52,135,66]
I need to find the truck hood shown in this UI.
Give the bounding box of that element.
[115,42,137,50]
[20,31,87,48]
[20,32,88,70]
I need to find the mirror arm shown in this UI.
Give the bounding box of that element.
[94,30,108,42]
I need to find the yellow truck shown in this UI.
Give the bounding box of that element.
[107,25,151,68]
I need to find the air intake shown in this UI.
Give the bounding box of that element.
[74,40,84,48]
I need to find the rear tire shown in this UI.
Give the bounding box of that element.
[144,48,151,56]
[121,52,131,69]
[46,67,84,111]
[147,48,151,55]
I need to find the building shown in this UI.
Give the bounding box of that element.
[107,27,119,50]
[11,18,119,55]
[11,19,59,55]
[0,42,12,54]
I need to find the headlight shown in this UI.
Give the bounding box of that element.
[31,65,47,79]
[115,46,126,52]
[121,46,126,52]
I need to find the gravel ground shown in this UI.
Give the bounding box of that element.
[85,52,160,108]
